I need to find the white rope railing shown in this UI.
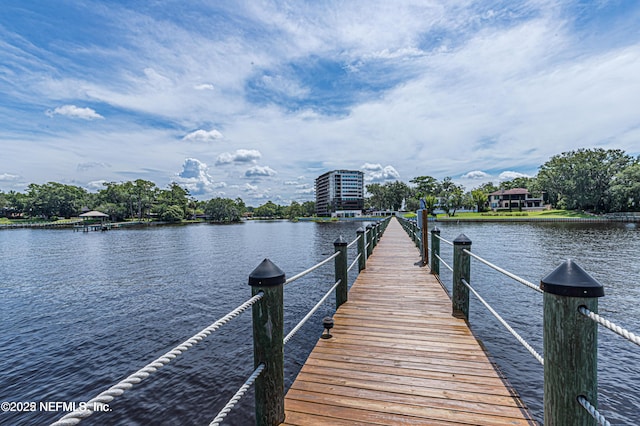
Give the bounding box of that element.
[435,253,453,272]
[347,234,360,248]
[50,293,264,426]
[283,280,341,345]
[434,233,454,246]
[208,363,265,426]
[347,253,361,272]
[463,249,543,294]
[284,252,339,286]
[577,395,611,426]
[579,306,640,347]
[461,278,544,365]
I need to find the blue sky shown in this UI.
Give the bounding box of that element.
[1,0,639,204]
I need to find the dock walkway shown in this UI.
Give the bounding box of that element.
[282,218,536,425]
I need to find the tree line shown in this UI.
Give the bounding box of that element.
[0,179,316,223]
[2,148,638,222]
[365,148,639,215]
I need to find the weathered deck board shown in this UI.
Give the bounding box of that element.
[282,218,536,425]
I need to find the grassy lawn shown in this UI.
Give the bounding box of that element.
[402,210,594,220]
[437,210,593,219]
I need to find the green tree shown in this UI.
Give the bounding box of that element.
[477,182,498,194]
[499,177,536,190]
[131,179,158,220]
[610,162,640,211]
[538,148,632,212]
[205,198,242,223]
[25,182,87,219]
[410,176,439,197]
[365,183,387,210]
[4,191,27,217]
[438,177,465,217]
[471,189,488,212]
[366,181,412,211]
[286,201,303,219]
[97,182,134,221]
[160,205,185,222]
[423,195,438,215]
[254,201,279,218]
[405,197,420,212]
[385,181,412,211]
[154,182,190,221]
[0,191,7,216]
[301,201,316,217]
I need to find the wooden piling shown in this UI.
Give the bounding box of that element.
[249,259,285,426]
[541,259,604,426]
[452,234,471,320]
[334,236,348,309]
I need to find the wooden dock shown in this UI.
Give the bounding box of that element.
[282,218,536,425]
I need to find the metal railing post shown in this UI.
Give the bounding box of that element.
[541,260,604,426]
[334,236,348,309]
[366,224,373,258]
[430,227,440,276]
[356,227,366,271]
[452,234,471,320]
[248,259,285,426]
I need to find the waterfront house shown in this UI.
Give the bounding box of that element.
[489,188,545,211]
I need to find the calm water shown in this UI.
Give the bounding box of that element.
[1,220,638,425]
[0,220,369,426]
[434,220,640,425]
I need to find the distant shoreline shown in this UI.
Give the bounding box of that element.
[2,214,639,230]
[433,217,638,223]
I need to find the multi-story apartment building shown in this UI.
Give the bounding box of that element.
[315,170,364,217]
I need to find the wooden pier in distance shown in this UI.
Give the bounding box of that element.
[282,218,536,425]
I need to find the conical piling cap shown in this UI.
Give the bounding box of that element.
[334,235,347,246]
[248,258,286,287]
[453,234,472,245]
[540,259,604,297]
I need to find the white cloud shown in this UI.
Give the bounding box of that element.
[462,170,490,180]
[3,2,640,204]
[0,173,20,181]
[295,186,315,194]
[45,105,103,120]
[194,83,215,90]
[361,163,400,182]
[259,74,309,99]
[77,162,111,172]
[216,149,262,165]
[182,129,224,142]
[244,183,258,192]
[176,158,225,195]
[283,176,307,185]
[243,183,272,200]
[87,180,108,191]
[499,171,531,181]
[245,165,277,177]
